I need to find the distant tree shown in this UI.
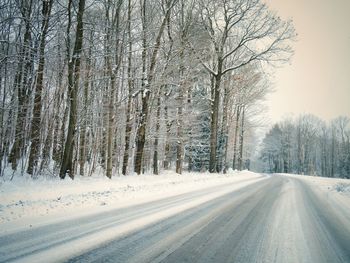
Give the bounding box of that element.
[259,114,350,178]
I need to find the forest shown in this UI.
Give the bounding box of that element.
[0,0,297,179]
[259,115,350,178]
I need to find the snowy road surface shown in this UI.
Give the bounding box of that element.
[1,174,350,263]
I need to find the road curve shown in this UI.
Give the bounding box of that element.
[69,175,350,263]
[1,175,350,263]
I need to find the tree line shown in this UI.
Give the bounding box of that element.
[259,115,350,178]
[0,0,295,179]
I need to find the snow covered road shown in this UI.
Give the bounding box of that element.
[1,174,350,262]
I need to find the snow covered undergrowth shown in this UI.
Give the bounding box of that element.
[0,170,262,233]
[333,182,350,193]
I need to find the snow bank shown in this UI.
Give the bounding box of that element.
[278,173,350,219]
[281,174,350,196]
[0,170,261,233]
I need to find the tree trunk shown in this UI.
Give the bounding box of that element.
[134,0,147,175]
[9,0,34,170]
[163,102,171,170]
[175,0,187,175]
[153,96,161,175]
[221,81,229,173]
[79,41,92,176]
[176,68,185,174]
[187,86,193,172]
[27,0,53,176]
[106,0,122,179]
[134,1,172,174]
[60,0,86,179]
[237,106,245,170]
[209,73,221,173]
[52,56,65,164]
[232,106,241,170]
[122,0,133,175]
[176,90,184,174]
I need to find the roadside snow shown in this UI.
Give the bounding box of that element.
[279,173,350,196]
[0,170,262,233]
[278,173,350,222]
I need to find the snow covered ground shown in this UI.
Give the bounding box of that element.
[1,171,349,234]
[279,173,350,195]
[279,173,350,225]
[0,170,263,234]
[1,171,349,262]
[279,173,350,207]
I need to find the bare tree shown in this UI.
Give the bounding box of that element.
[122,0,134,176]
[0,0,299,179]
[9,0,35,171]
[59,0,86,179]
[134,0,178,175]
[189,0,295,172]
[27,0,54,176]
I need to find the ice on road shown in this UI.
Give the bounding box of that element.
[0,174,349,263]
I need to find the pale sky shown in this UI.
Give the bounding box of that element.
[264,0,350,122]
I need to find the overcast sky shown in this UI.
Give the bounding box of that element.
[263,0,350,123]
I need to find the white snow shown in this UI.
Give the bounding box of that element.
[279,173,350,196]
[2,172,349,235]
[278,173,350,220]
[1,172,350,262]
[0,170,263,234]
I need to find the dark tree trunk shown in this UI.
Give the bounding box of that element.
[60,0,86,179]
[134,1,172,174]
[237,106,245,171]
[209,72,222,173]
[232,106,241,170]
[221,82,229,173]
[9,0,34,170]
[79,40,92,176]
